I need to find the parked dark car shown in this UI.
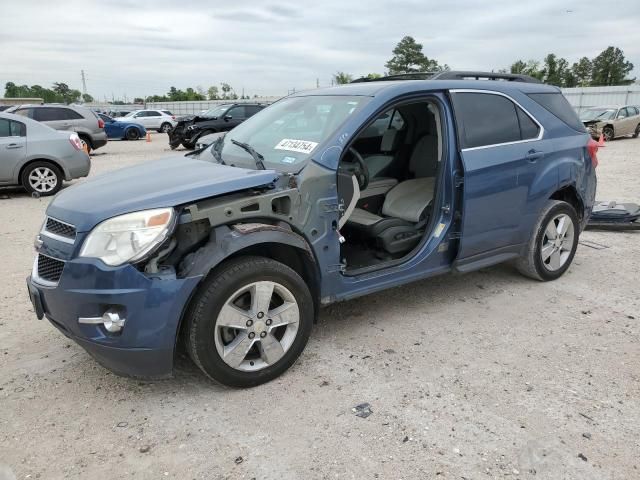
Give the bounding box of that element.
[168,103,265,149]
[28,72,597,387]
[98,113,146,140]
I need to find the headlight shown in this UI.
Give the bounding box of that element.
[79,208,174,266]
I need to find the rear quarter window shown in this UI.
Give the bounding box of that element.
[527,93,585,132]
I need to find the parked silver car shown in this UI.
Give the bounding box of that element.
[0,112,90,196]
[7,104,108,153]
[117,109,177,133]
[580,105,640,141]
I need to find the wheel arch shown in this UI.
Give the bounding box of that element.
[550,184,584,223]
[174,223,321,354]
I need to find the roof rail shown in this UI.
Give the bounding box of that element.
[351,71,542,84]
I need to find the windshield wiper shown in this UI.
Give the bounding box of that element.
[231,139,266,170]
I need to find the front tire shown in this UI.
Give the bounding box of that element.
[603,126,614,142]
[185,256,314,387]
[21,161,63,196]
[125,128,140,140]
[633,124,640,138]
[516,200,579,281]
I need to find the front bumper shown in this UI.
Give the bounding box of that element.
[28,258,202,378]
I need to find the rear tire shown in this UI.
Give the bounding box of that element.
[21,161,63,196]
[185,256,313,387]
[125,128,140,140]
[516,200,579,281]
[160,122,172,133]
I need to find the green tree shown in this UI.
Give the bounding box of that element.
[385,36,446,74]
[333,72,353,84]
[220,83,232,99]
[591,46,635,86]
[81,93,94,103]
[510,59,544,80]
[571,57,593,87]
[207,86,219,100]
[542,54,571,86]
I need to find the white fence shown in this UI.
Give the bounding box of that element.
[86,86,640,116]
[561,86,640,113]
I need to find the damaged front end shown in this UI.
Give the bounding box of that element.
[583,120,604,139]
[168,115,198,150]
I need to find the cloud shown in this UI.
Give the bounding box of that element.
[1,0,638,100]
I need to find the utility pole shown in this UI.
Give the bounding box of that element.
[81,70,88,97]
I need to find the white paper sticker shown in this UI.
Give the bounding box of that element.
[274,138,318,154]
[433,222,446,238]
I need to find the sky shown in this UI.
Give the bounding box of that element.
[1,0,639,101]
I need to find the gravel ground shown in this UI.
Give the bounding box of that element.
[0,132,638,480]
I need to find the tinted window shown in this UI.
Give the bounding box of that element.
[246,105,262,117]
[13,108,32,118]
[517,108,540,140]
[34,107,67,121]
[528,93,584,131]
[0,119,25,137]
[227,106,246,119]
[452,93,522,148]
[629,106,638,116]
[146,111,161,117]
[63,108,84,120]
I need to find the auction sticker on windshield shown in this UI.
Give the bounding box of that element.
[275,138,318,154]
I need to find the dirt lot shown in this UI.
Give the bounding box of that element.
[0,133,638,480]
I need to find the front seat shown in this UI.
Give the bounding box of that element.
[363,127,399,178]
[346,133,438,254]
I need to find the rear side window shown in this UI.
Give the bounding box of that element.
[0,119,25,137]
[452,92,539,149]
[146,111,161,117]
[13,108,32,118]
[527,93,584,132]
[246,105,262,117]
[34,107,67,121]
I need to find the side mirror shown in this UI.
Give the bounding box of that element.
[224,115,232,121]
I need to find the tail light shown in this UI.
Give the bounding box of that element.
[98,118,105,129]
[586,138,599,168]
[171,115,176,120]
[69,133,83,151]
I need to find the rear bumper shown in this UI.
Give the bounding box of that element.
[27,258,202,378]
[91,131,108,149]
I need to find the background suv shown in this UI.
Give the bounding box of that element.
[8,104,107,153]
[117,109,177,133]
[169,103,265,149]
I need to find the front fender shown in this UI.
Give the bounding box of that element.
[178,222,315,278]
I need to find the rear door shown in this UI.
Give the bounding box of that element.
[32,107,74,131]
[616,107,634,136]
[0,118,27,182]
[450,90,546,261]
[145,111,162,128]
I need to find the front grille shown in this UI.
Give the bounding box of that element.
[37,254,65,283]
[45,217,76,240]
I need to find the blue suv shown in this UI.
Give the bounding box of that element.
[27,72,598,387]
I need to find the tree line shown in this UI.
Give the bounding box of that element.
[4,82,94,103]
[334,37,635,88]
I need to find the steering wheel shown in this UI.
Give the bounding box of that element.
[348,146,370,191]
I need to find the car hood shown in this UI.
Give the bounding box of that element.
[47,156,279,232]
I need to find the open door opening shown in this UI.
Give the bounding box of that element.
[337,99,444,273]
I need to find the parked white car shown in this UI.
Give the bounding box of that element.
[117,110,177,133]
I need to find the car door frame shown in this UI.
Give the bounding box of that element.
[448,89,549,270]
[0,118,27,183]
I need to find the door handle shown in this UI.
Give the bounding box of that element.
[525,149,544,162]
[6,144,24,149]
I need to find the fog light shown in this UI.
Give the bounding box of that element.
[79,310,126,333]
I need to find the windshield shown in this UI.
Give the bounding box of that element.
[201,105,230,118]
[215,95,370,172]
[580,108,616,121]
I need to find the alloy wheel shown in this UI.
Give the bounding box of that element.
[28,167,58,193]
[214,281,300,372]
[540,213,575,271]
